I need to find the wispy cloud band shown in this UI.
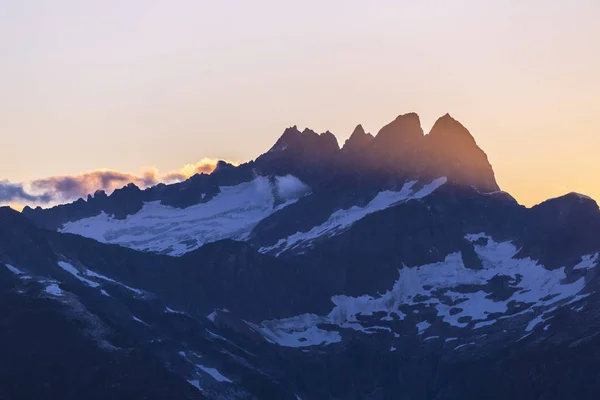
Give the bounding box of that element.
[1,158,237,207]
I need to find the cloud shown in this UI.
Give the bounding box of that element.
[0,158,239,208]
[274,175,311,200]
[0,181,53,203]
[31,170,149,201]
[0,158,240,207]
[161,158,224,183]
[32,158,237,201]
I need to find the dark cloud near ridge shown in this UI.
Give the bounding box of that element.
[1,158,239,208]
[0,181,53,203]
[31,170,149,201]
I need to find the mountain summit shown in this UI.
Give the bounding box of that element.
[23,112,500,230]
[422,113,499,192]
[341,124,374,154]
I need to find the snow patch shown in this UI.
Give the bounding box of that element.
[57,261,99,287]
[187,380,203,392]
[250,315,341,348]
[473,320,497,329]
[4,264,24,275]
[526,314,546,332]
[207,310,218,322]
[132,316,149,325]
[45,283,63,296]
[454,342,476,351]
[197,365,232,383]
[416,321,431,335]
[206,330,230,343]
[573,253,599,270]
[85,269,143,294]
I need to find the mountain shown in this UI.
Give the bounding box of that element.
[5,112,600,399]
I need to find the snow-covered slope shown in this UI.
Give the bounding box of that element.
[253,234,598,348]
[60,176,310,256]
[58,176,448,257]
[260,177,447,255]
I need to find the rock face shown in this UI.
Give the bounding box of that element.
[341,124,374,155]
[7,112,600,399]
[422,113,499,192]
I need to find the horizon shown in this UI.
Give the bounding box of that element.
[4,110,598,213]
[2,110,599,212]
[2,1,599,208]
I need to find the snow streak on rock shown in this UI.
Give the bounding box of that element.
[260,177,447,255]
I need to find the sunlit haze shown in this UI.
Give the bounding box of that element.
[1,0,599,208]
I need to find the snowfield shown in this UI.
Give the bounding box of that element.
[254,234,598,347]
[60,176,310,256]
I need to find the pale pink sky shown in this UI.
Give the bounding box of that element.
[1,0,599,206]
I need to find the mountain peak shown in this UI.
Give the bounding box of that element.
[267,126,339,156]
[342,124,374,153]
[319,130,340,151]
[428,113,477,145]
[372,112,424,150]
[268,126,302,152]
[422,114,499,192]
[94,189,108,198]
[538,192,599,211]
[377,112,423,138]
[213,160,235,172]
[352,124,366,136]
[366,112,424,175]
[301,127,319,137]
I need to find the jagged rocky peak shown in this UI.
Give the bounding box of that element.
[342,124,374,153]
[110,182,141,198]
[420,113,500,192]
[427,113,478,145]
[372,112,424,149]
[351,124,366,136]
[94,189,108,198]
[319,130,340,152]
[268,125,339,156]
[213,160,236,172]
[87,189,107,202]
[268,125,302,152]
[360,112,426,177]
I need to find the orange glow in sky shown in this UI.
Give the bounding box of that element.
[1,1,599,207]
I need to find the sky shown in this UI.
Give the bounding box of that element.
[1,0,599,208]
